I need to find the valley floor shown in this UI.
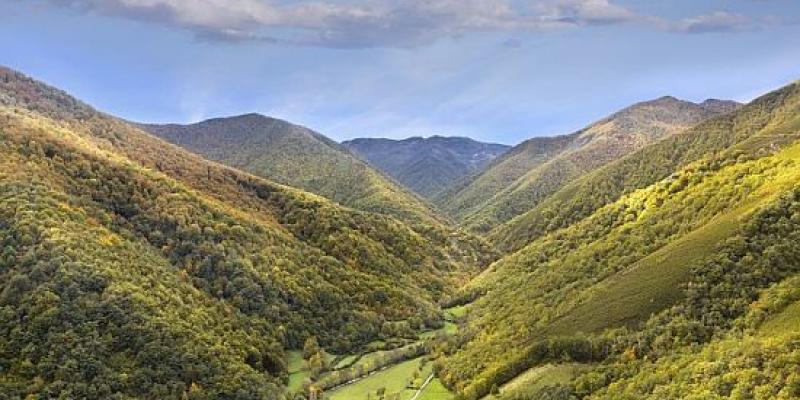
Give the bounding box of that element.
[286,307,463,400]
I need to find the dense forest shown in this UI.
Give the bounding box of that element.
[0,67,493,399]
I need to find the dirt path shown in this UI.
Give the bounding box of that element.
[408,373,435,400]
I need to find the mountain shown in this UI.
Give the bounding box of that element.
[342,136,510,198]
[139,115,443,226]
[436,80,800,399]
[489,96,774,253]
[0,66,494,399]
[436,97,741,233]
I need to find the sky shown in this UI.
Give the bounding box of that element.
[1,1,799,145]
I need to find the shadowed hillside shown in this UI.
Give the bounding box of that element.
[342,136,510,198]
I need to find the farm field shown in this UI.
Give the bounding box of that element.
[325,357,430,400]
[288,306,466,399]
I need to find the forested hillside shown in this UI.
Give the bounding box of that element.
[436,81,800,400]
[342,136,509,198]
[0,66,494,399]
[438,97,739,232]
[140,115,443,226]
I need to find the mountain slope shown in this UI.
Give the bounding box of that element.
[439,97,739,232]
[140,115,443,226]
[433,134,576,220]
[342,136,510,198]
[0,66,494,398]
[491,87,797,253]
[436,81,800,400]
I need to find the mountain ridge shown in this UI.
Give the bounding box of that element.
[437,95,741,233]
[140,112,445,226]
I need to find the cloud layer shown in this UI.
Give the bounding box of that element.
[42,0,773,47]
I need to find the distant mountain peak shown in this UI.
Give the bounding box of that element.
[343,136,510,198]
[699,98,742,113]
[190,112,283,127]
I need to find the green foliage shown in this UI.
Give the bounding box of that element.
[437,83,800,399]
[0,179,284,399]
[303,337,322,360]
[0,66,493,399]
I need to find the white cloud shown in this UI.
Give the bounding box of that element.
[666,11,752,34]
[39,0,780,47]
[530,0,638,24]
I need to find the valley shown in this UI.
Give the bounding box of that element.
[2,65,799,400]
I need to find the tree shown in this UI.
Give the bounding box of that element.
[307,351,328,378]
[303,337,321,360]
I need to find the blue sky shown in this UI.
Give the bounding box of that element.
[2,1,799,144]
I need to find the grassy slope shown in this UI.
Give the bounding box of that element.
[488,364,589,400]
[287,351,310,392]
[542,140,800,335]
[439,84,800,399]
[491,83,800,253]
[417,378,456,400]
[141,115,445,226]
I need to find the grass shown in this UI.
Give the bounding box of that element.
[445,305,468,320]
[325,357,427,400]
[416,378,455,400]
[287,351,311,392]
[333,354,359,369]
[544,204,743,335]
[481,364,587,399]
[759,300,800,337]
[420,306,464,339]
[349,343,419,370]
